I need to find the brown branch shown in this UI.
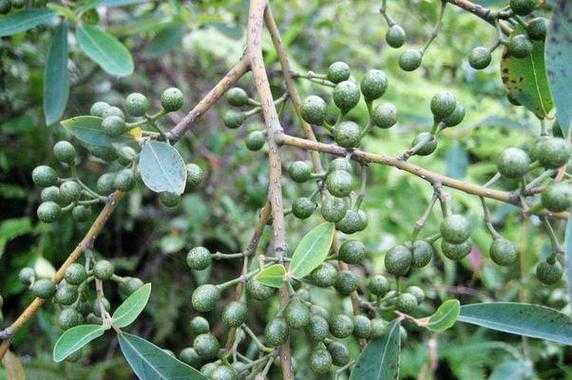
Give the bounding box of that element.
[446,0,512,34]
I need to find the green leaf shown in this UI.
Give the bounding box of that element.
[112,283,151,328]
[255,264,286,288]
[458,302,572,345]
[350,319,401,380]
[565,217,572,309]
[0,9,56,37]
[0,217,32,259]
[423,299,460,332]
[139,141,187,195]
[118,332,206,379]
[61,116,111,156]
[546,0,572,135]
[76,25,133,77]
[53,324,106,362]
[289,222,335,279]
[43,22,69,125]
[501,26,553,118]
[145,22,185,58]
[446,142,468,180]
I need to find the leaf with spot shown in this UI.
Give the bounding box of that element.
[139,141,187,195]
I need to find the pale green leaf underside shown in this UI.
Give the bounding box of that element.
[112,283,152,328]
[53,324,106,362]
[427,299,460,332]
[289,222,335,279]
[255,264,286,288]
[139,141,187,195]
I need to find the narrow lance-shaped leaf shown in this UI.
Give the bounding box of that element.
[112,283,151,328]
[0,8,56,37]
[458,302,572,345]
[255,264,286,288]
[44,22,69,125]
[118,332,206,380]
[350,319,401,380]
[139,141,187,195]
[289,222,335,279]
[53,324,107,362]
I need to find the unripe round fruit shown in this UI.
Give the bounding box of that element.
[361,69,388,101]
[114,168,135,191]
[231,361,248,376]
[125,92,149,117]
[101,106,125,120]
[211,365,237,380]
[200,363,219,377]
[508,34,533,58]
[510,0,537,16]
[161,87,184,112]
[179,347,202,367]
[122,277,144,295]
[536,261,563,285]
[0,0,11,14]
[19,267,35,285]
[285,300,310,329]
[64,263,87,285]
[412,240,434,268]
[72,205,91,222]
[441,239,472,260]
[327,61,351,84]
[326,170,353,198]
[292,197,316,219]
[192,284,220,312]
[443,102,466,128]
[368,274,390,296]
[397,292,418,313]
[53,141,76,164]
[32,165,58,187]
[336,209,368,234]
[430,91,456,121]
[399,49,422,71]
[226,87,249,107]
[223,110,245,129]
[31,279,56,299]
[301,95,327,125]
[41,186,61,203]
[372,102,397,129]
[187,247,212,271]
[187,163,205,190]
[159,192,180,208]
[58,308,84,330]
[90,101,110,117]
[310,262,337,287]
[264,317,289,347]
[193,333,219,359]
[92,298,111,317]
[333,80,360,114]
[37,201,61,223]
[308,315,329,342]
[490,238,518,266]
[330,314,353,338]
[353,314,371,338]
[527,17,547,40]
[411,132,437,156]
[103,115,126,137]
[440,214,471,244]
[94,260,114,280]
[222,301,247,328]
[334,121,361,148]
[288,161,312,183]
[245,130,265,151]
[60,181,82,204]
[335,270,358,295]
[55,283,78,305]
[190,316,210,335]
[542,183,572,212]
[497,147,530,178]
[386,24,406,48]
[468,47,492,70]
[97,173,116,195]
[371,318,388,337]
[406,286,425,303]
[339,239,367,264]
[329,157,353,173]
[384,245,412,276]
[535,137,570,169]
[310,346,332,374]
[246,279,275,300]
[327,341,350,366]
[321,195,348,223]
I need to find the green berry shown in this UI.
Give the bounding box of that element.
[310,346,333,374]
[19,267,35,285]
[339,239,366,264]
[222,301,247,328]
[336,209,368,234]
[510,0,537,16]
[334,270,358,295]
[406,286,425,303]
[310,262,337,287]
[31,279,56,299]
[193,333,219,359]
[330,314,353,338]
[288,161,312,183]
[329,157,353,173]
[411,132,437,156]
[211,365,237,380]
[37,201,61,223]
[353,315,371,338]
[226,87,249,107]
[125,93,149,117]
[542,183,572,212]
[161,87,184,112]
[192,284,220,312]
[412,240,433,268]
[97,173,116,195]
[101,106,125,119]
[94,260,114,280]
[117,145,136,166]
[368,274,390,296]
[55,283,78,305]
[386,24,406,48]
[430,91,456,121]
[114,168,135,191]
[120,277,144,296]
[360,69,388,101]
[301,95,327,125]
[497,147,530,179]
[327,341,350,366]
[397,293,418,313]
[72,205,91,222]
[292,197,316,219]
[246,279,275,300]
[385,245,412,276]
[0,0,11,14]
[285,300,310,329]
[223,110,246,129]
[536,261,563,285]
[190,316,210,335]
[179,347,202,367]
[245,131,265,151]
[187,163,205,190]
[53,141,76,164]
[535,137,570,169]
[441,239,472,260]
[333,80,360,114]
[443,102,465,128]
[41,186,61,203]
[264,317,289,347]
[327,62,351,84]
[90,101,110,117]
[527,17,547,40]
[440,214,471,244]
[102,115,126,137]
[159,192,181,208]
[60,181,82,204]
[64,263,87,285]
[321,195,348,223]
[187,247,212,271]
[201,363,219,377]
[58,308,84,330]
[468,47,492,70]
[399,49,422,71]
[334,121,361,148]
[508,34,533,58]
[372,102,397,129]
[371,318,387,337]
[32,165,58,187]
[490,238,518,266]
[326,170,353,198]
[308,315,329,342]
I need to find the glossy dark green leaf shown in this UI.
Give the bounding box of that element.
[145,22,185,58]
[255,264,286,288]
[289,222,335,279]
[565,217,572,307]
[139,141,187,195]
[458,302,572,345]
[112,283,151,328]
[446,142,468,179]
[0,9,56,37]
[53,324,106,362]
[350,319,401,380]
[546,0,572,135]
[76,25,133,77]
[43,22,69,125]
[425,299,460,332]
[118,332,206,379]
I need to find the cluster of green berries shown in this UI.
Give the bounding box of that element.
[380,19,424,72]
[0,0,25,15]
